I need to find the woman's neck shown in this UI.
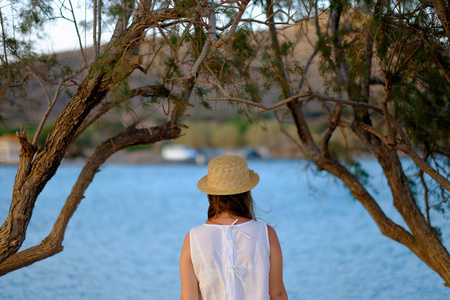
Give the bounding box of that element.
[206,213,251,225]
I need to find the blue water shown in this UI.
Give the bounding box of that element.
[0,159,449,299]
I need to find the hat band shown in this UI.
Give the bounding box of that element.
[206,176,250,193]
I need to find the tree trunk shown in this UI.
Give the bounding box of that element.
[374,143,450,286]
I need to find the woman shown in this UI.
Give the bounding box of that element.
[180,155,288,300]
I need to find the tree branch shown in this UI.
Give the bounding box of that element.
[0,8,10,81]
[67,0,87,66]
[0,6,187,265]
[360,122,450,191]
[191,40,211,77]
[110,0,134,44]
[93,0,98,56]
[97,0,102,57]
[321,103,342,158]
[419,151,431,226]
[395,143,450,192]
[13,130,36,191]
[32,80,64,146]
[274,108,309,153]
[205,87,450,192]
[315,156,416,248]
[74,85,170,142]
[149,10,190,79]
[380,76,394,146]
[211,0,251,48]
[0,123,181,276]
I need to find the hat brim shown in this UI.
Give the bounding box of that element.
[197,170,259,195]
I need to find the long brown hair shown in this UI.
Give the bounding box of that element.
[207,191,255,220]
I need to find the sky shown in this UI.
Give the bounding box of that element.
[29,1,266,54]
[3,0,111,54]
[34,8,103,54]
[35,20,88,53]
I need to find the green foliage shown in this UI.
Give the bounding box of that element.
[164,57,183,80]
[216,7,238,27]
[139,84,171,108]
[17,0,54,34]
[0,42,74,121]
[195,87,212,110]
[329,0,352,13]
[346,42,367,83]
[108,0,128,17]
[111,80,132,111]
[280,41,294,56]
[174,0,196,12]
[3,37,23,56]
[315,35,342,95]
[231,27,255,61]
[344,158,370,185]
[211,25,264,103]
[261,50,286,94]
[371,6,394,60]
[309,0,450,225]
[199,98,212,110]
[103,0,135,27]
[169,34,179,47]
[90,49,119,77]
[243,82,260,103]
[405,160,449,225]
[393,66,450,150]
[207,51,233,85]
[190,25,207,57]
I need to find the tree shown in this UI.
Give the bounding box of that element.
[282,2,450,286]
[0,0,258,275]
[203,0,450,286]
[1,0,449,289]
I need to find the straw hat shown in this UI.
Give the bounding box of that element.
[197,155,259,195]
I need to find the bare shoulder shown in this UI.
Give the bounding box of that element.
[267,225,280,244]
[180,232,191,257]
[267,224,276,234]
[180,231,200,299]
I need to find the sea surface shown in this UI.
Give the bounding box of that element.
[0,159,449,300]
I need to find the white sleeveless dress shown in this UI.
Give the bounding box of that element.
[189,219,271,300]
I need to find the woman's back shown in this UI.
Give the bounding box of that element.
[190,219,270,300]
[180,155,287,300]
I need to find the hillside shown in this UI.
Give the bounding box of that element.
[0,22,333,160]
[1,21,325,124]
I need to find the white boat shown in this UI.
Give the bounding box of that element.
[161,144,198,162]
